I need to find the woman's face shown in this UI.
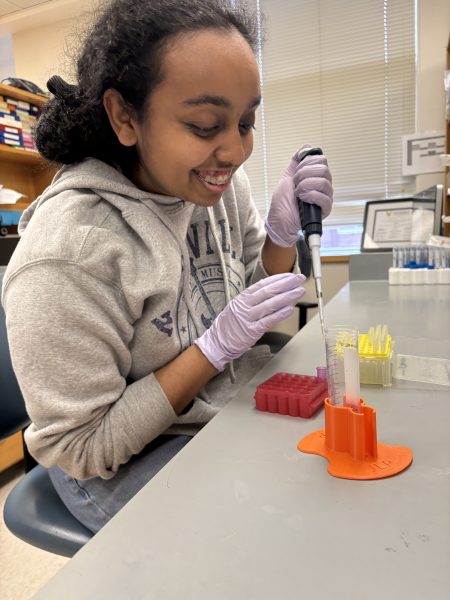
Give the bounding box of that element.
[130,28,260,205]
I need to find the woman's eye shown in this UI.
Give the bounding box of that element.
[187,124,221,138]
[186,121,255,138]
[239,122,256,135]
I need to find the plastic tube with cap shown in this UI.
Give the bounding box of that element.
[343,346,361,412]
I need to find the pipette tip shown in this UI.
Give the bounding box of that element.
[317,296,325,335]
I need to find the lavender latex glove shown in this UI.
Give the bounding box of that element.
[264,145,333,248]
[194,273,306,371]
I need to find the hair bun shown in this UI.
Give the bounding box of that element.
[47,75,78,100]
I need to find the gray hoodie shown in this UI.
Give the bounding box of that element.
[2,158,277,480]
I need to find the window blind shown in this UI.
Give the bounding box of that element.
[243,0,416,254]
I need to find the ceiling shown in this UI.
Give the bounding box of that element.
[0,1,52,19]
[0,0,95,34]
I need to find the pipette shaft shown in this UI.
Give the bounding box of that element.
[308,232,325,333]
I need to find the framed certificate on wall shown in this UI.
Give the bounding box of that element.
[361,185,443,252]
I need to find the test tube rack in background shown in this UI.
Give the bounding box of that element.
[389,245,450,285]
[359,325,393,387]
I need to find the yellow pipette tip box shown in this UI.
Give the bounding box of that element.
[359,333,392,358]
[358,327,393,386]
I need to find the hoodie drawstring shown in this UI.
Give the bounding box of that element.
[206,206,236,384]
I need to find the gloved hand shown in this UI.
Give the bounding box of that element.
[264,145,333,248]
[194,273,306,371]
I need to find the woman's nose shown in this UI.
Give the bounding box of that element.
[214,128,250,166]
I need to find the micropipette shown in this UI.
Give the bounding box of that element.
[295,147,325,334]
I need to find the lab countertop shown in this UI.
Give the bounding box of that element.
[33,282,450,600]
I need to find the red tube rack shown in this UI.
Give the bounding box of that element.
[254,372,327,419]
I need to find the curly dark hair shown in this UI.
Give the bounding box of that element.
[35,0,260,168]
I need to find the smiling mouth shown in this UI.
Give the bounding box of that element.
[194,169,234,186]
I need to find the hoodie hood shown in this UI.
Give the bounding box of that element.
[19,158,185,235]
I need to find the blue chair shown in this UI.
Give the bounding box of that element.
[4,465,93,557]
[1,269,93,557]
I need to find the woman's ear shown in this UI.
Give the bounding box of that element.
[103,89,137,147]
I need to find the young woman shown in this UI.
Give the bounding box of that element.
[2,0,332,532]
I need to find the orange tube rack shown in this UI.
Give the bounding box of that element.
[298,398,413,480]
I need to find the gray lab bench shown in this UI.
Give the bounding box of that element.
[33,281,450,600]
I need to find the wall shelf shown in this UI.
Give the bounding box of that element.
[0,84,57,212]
[0,144,46,167]
[0,83,48,107]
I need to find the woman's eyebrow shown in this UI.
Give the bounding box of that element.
[181,94,261,109]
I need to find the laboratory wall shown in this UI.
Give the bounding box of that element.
[416,0,450,193]
[1,0,96,86]
[11,18,77,88]
[0,34,15,81]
